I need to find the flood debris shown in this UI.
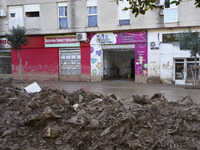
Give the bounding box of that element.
[0,84,200,150]
[24,82,41,93]
[179,95,193,104]
[0,78,12,87]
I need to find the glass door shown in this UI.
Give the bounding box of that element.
[174,59,185,85]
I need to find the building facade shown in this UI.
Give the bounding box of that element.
[0,0,200,84]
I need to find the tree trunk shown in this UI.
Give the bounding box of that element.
[17,50,23,81]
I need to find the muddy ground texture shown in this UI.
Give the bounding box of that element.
[0,79,200,150]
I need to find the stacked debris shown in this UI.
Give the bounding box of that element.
[0,83,200,150]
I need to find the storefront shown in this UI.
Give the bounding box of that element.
[148,29,200,85]
[89,31,148,83]
[0,38,12,76]
[44,35,91,81]
[12,36,59,81]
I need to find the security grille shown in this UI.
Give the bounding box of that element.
[59,48,81,75]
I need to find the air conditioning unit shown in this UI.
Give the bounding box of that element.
[0,9,7,17]
[76,33,87,42]
[150,41,160,49]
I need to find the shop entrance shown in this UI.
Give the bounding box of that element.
[102,44,135,81]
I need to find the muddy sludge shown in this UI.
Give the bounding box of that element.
[0,84,200,150]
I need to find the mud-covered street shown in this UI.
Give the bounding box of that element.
[0,79,200,149]
[22,80,200,104]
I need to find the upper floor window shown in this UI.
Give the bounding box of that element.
[24,4,40,17]
[87,0,98,27]
[165,0,170,8]
[118,0,130,26]
[25,12,39,17]
[164,0,178,23]
[58,3,68,29]
[165,0,177,8]
[10,13,16,18]
[24,4,40,29]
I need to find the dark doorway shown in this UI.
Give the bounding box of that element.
[103,49,135,81]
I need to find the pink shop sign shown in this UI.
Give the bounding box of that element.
[89,31,147,44]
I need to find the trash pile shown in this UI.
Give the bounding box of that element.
[0,81,200,150]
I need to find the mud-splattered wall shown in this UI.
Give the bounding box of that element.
[11,36,59,81]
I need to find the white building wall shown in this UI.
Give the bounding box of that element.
[8,6,24,29]
[160,43,174,83]
[148,28,200,84]
[0,0,199,36]
[148,31,161,82]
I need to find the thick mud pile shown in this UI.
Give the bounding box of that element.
[0,83,200,150]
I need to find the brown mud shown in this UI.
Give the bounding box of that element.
[0,79,200,150]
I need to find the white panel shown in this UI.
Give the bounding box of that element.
[58,3,67,7]
[25,18,40,29]
[164,8,178,23]
[118,1,130,20]
[87,0,97,6]
[9,6,24,29]
[24,4,40,12]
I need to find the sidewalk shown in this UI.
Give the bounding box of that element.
[18,80,200,104]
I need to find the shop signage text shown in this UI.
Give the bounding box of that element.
[0,38,11,48]
[162,32,200,43]
[90,31,147,45]
[44,35,80,47]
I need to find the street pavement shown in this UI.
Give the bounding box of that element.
[19,80,200,104]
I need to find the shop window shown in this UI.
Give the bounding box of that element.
[87,6,98,27]
[184,58,200,80]
[187,62,199,79]
[60,50,81,75]
[118,0,130,26]
[0,50,11,74]
[58,3,68,29]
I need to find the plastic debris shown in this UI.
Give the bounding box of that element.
[24,82,41,93]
